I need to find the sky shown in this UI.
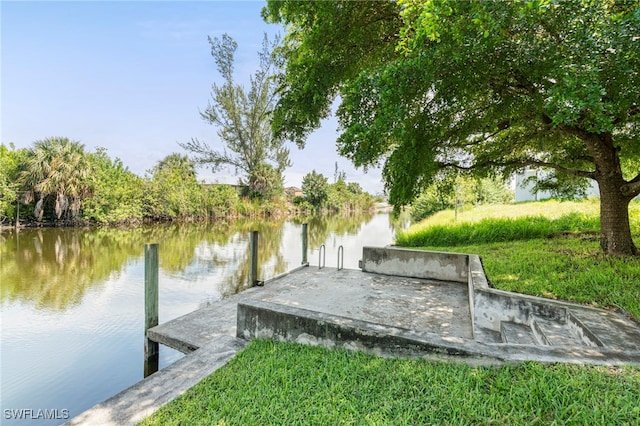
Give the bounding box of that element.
[1,1,385,194]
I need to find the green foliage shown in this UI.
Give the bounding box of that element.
[453,237,640,321]
[326,179,375,213]
[142,340,640,425]
[410,186,453,222]
[265,0,640,254]
[291,196,314,214]
[4,140,328,224]
[531,170,592,200]
[81,148,144,224]
[397,199,640,318]
[263,1,403,146]
[144,154,207,220]
[205,184,240,218]
[17,137,93,222]
[301,170,328,210]
[181,33,290,199]
[301,171,374,213]
[397,214,600,247]
[0,144,27,224]
[411,175,513,222]
[244,162,284,200]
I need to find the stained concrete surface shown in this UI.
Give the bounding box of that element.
[147,267,474,354]
[67,247,640,425]
[261,269,474,339]
[235,267,640,366]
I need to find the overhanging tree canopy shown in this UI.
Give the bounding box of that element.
[264,0,640,255]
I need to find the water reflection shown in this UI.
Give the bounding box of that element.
[0,211,392,311]
[0,213,396,425]
[1,228,145,310]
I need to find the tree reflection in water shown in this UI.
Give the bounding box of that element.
[0,212,399,311]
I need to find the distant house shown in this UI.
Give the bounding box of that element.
[514,169,599,202]
[285,186,304,199]
[514,170,554,202]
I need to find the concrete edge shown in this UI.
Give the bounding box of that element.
[475,286,627,317]
[262,263,310,285]
[236,299,640,366]
[146,329,199,354]
[237,299,485,358]
[361,246,468,283]
[64,335,246,426]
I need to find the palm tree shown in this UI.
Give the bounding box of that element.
[19,137,93,221]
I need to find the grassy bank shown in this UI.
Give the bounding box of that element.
[141,340,640,425]
[397,199,640,320]
[396,198,640,247]
[140,199,640,425]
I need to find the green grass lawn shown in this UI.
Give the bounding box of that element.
[141,340,640,426]
[141,199,640,425]
[398,199,640,320]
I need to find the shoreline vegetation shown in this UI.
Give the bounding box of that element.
[0,197,380,231]
[0,141,381,230]
[141,199,640,425]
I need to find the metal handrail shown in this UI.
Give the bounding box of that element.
[318,244,326,269]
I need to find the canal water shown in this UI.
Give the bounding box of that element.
[1,212,401,425]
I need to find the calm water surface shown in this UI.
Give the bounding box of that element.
[1,213,400,425]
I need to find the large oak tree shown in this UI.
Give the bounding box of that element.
[264,0,640,255]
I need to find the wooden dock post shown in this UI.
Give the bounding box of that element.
[249,231,259,286]
[301,223,308,265]
[144,243,159,376]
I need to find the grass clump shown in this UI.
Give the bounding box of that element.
[398,198,639,248]
[141,340,640,426]
[396,213,600,247]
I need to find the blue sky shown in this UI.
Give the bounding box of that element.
[1,1,384,194]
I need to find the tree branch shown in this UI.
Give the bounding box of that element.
[438,158,596,180]
[622,173,640,198]
[613,105,640,125]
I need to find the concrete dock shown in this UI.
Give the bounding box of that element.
[66,246,640,425]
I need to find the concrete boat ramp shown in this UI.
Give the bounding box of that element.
[66,246,640,425]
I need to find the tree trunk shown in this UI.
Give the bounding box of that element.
[586,132,637,256]
[598,181,637,256]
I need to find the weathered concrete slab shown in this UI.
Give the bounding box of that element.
[237,299,495,363]
[236,299,640,365]
[149,267,473,353]
[147,290,254,353]
[260,269,473,339]
[362,246,468,282]
[148,261,640,365]
[69,246,640,425]
[63,335,246,426]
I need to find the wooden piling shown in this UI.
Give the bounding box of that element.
[301,223,308,265]
[249,231,259,286]
[144,243,159,372]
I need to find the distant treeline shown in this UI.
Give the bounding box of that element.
[0,138,376,226]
